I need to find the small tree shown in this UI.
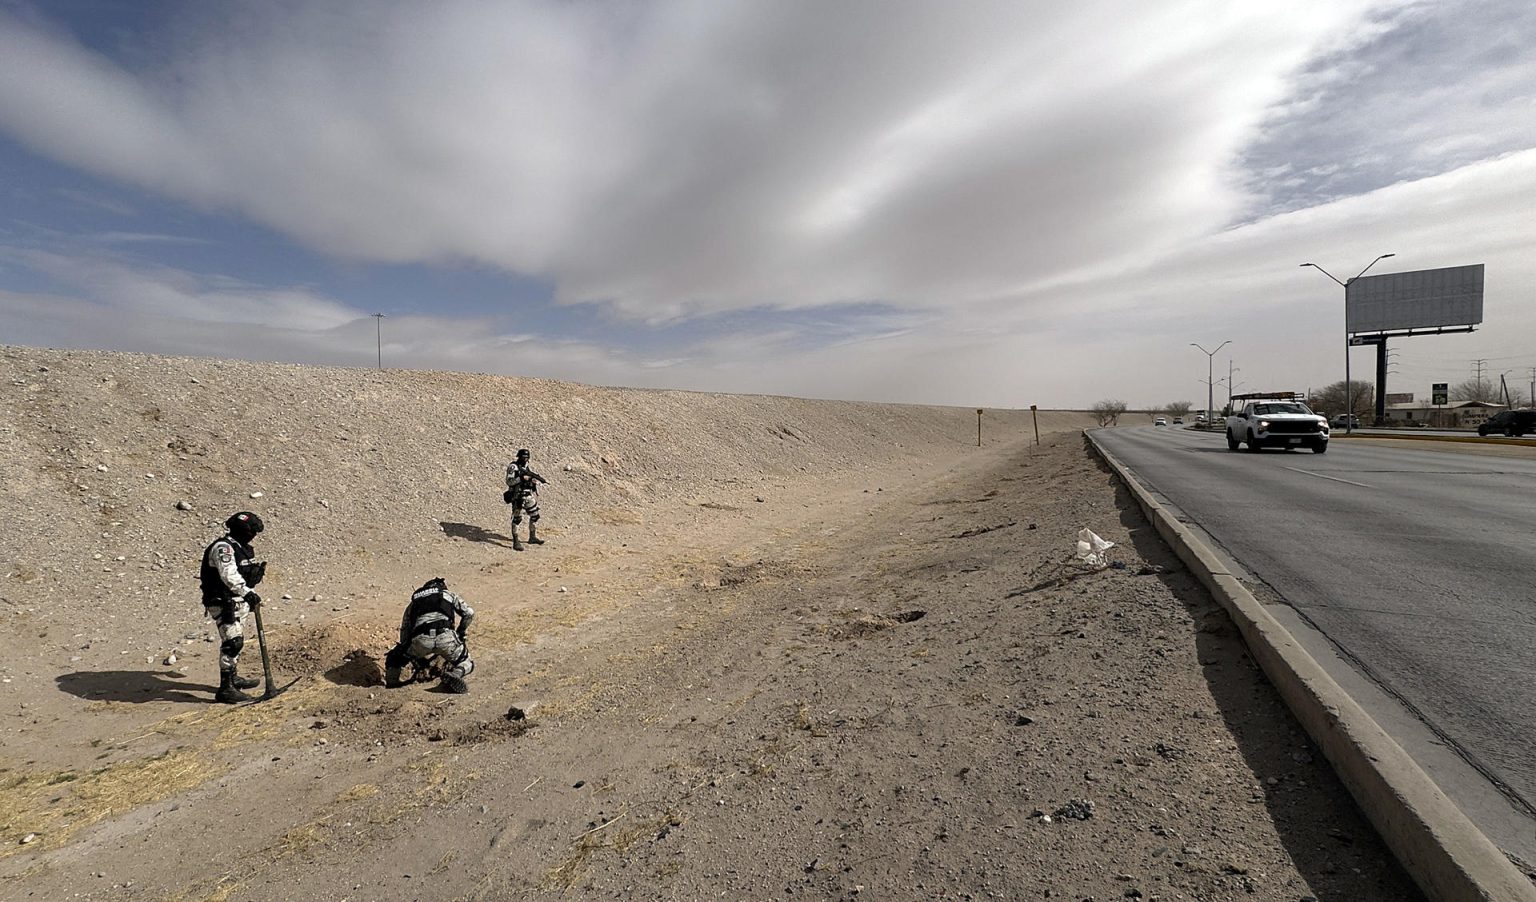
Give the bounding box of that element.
[1165,401,1193,416]
[1309,380,1375,418]
[1091,399,1129,427]
[1451,378,1497,403]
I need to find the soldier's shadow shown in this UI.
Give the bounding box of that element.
[57,670,215,704]
[439,521,516,548]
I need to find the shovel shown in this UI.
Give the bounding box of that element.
[248,601,298,703]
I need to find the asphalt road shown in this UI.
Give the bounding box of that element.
[1093,425,1536,828]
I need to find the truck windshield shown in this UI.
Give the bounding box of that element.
[1253,403,1312,415]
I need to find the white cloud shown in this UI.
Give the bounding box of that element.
[4,145,1533,408]
[0,0,1389,321]
[3,248,362,331]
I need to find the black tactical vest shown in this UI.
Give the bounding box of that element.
[200,535,254,604]
[407,582,456,634]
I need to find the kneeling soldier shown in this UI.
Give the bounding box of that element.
[384,578,475,694]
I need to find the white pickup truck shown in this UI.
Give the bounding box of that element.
[1225,395,1330,453]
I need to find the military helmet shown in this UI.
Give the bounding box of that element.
[226,511,264,541]
[516,448,530,460]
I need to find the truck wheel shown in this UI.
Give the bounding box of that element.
[1312,442,1328,454]
[1246,432,1262,452]
[1506,425,1517,437]
[1226,430,1239,451]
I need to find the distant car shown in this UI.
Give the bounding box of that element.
[1172,416,1183,425]
[1194,413,1207,423]
[1331,414,1361,429]
[1477,410,1536,437]
[1154,417,1167,426]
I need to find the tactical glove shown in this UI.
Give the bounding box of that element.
[239,560,267,587]
[244,590,262,609]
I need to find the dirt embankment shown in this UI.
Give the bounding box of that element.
[0,346,1417,901]
[0,346,1069,722]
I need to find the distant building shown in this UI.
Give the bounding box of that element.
[1383,399,1503,428]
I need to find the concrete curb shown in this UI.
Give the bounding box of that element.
[1085,429,1536,902]
[1337,432,1536,447]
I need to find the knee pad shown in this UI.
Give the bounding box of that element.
[528,511,540,523]
[512,514,523,525]
[221,635,244,659]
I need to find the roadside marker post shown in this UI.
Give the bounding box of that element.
[1030,404,1039,445]
[976,409,983,447]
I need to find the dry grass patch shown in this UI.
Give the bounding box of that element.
[0,749,220,856]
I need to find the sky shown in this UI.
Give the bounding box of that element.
[0,0,1533,409]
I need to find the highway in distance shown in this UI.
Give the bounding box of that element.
[1092,426,1536,857]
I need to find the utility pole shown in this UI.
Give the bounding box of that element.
[372,313,386,369]
[1529,367,1534,409]
[1226,361,1240,411]
[1472,358,1488,399]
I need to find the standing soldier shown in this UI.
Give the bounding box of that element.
[504,448,549,551]
[200,511,267,704]
[384,578,475,693]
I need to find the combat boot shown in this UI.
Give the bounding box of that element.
[231,666,260,690]
[527,524,544,545]
[215,670,253,704]
[441,675,469,694]
[512,536,525,551]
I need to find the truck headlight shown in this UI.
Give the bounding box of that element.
[1258,420,1272,430]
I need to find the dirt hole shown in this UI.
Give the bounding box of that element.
[324,649,384,687]
[892,610,927,623]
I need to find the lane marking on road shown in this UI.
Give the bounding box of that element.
[1281,466,1375,489]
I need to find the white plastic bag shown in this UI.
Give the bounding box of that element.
[1075,528,1115,569]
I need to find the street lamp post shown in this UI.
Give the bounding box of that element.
[1300,254,1394,434]
[371,313,386,369]
[1191,341,1231,427]
[1226,362,1241,410]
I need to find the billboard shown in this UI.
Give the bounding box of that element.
[1346,264,1483,334]
[1385,392,1414,405]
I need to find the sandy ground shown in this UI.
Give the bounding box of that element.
[0,348,1419,900]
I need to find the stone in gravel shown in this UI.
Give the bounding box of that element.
[1052,799,1095,820]
[20,833,37,844]
[1014,714,1034,726]
[163,654,177,666]
[249,491,263,498]
[175,501,192,511]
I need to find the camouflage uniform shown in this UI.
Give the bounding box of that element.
[385,579,475,693]
[200,512,267,703]
[504,449,548,551]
